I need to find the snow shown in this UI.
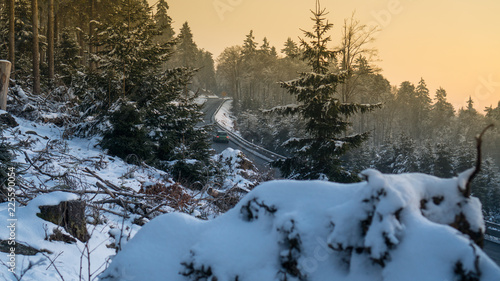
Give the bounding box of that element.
[214,147,258,191]
[102,169,500,280]
[0,112,257,280]
[0,191,118,281]
[215,99,237,132]
[2,96,500,280]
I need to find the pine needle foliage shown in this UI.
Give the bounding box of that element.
[273,1,380,182]
[75,0,211,171]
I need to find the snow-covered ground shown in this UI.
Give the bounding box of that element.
[0,112,258,280]
[102,169,500,281]
[1,103,500,280]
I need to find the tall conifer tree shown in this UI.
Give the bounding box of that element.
[273,1,379,182]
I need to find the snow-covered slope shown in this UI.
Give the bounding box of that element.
[101,169,500,281]
[0,112,259,280]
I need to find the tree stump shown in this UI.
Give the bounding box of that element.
[0,60,12,111]
[37,200,89,242]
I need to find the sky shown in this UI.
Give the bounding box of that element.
[150,0,500,112]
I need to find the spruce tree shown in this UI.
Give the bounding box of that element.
[154,0,175,43]
[175,22,198,68]
[273,1,379,182]
[281,38,300,58]
[242,30,257,56]
[55,29,82,85]
[76,0,211,173]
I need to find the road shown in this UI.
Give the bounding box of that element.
[202,98,275,172]
[484,240,500,266]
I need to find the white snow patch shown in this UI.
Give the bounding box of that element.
[102,170,500,280]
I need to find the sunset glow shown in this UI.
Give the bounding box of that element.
[155,0,500,111]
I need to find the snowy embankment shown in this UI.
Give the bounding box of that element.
[0,112,258,280]
[214,99,238,134]
[102,169,500,281]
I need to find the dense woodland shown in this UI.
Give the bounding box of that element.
[1,0,499,218]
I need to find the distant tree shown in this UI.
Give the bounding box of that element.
[55,28,81,85]
[175,22,198,68]
[337,12,378,103]
[242,30,257,57]
[154,0,175,43]
[196,50,217,91]
[281,37,300,58]
[430,87,455,134]
[415,78,432,112]
[260,37,271,55]
[273,1,379,182]
[485,101,500,121]
[413,78,432,138]
[458,97,484,141]
[216,45,243,99]
[434,143,454,178]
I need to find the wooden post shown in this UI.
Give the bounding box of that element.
[0,60,12,111]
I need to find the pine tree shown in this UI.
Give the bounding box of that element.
[87,0,172,101]
[485,101,500,121]
[55,29,82,85]
[281,38,300,58]
[430,87,455,135]
[242,30,257,57]
[434,143,454,178]
[458,97,484,141]
[414,78,432,139]
[175,22,198,68]
[260,37,271,55]
[76,0,211,174]
[273,1,379,182]
[154,0,175,43]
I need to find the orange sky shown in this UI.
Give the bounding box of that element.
[150,0,500,112]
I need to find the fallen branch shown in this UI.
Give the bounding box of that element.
[96,182,116,198]
[83,167,134,192]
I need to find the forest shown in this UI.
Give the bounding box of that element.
[0,0,499,217]
[0,1,500,280]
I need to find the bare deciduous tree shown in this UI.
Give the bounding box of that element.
[337,12,378,103]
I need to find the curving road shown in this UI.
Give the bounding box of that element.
[202,98,274,172]
[484,240,500,266]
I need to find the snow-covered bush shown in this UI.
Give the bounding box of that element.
[101,169,500,281]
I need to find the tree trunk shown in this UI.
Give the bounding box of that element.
[47,0,54,84]
[32,0,40,95]
[88,0,95,70]
[0,61,12,110]
[8,0,15,78]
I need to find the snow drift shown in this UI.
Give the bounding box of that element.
[101,169,500,281]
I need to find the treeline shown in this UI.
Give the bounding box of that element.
[221,10,500,217]
[216,31,308,111]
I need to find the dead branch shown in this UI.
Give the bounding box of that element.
[464,124,494,197]
[83,168,134,192]
[96,182,116,198]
